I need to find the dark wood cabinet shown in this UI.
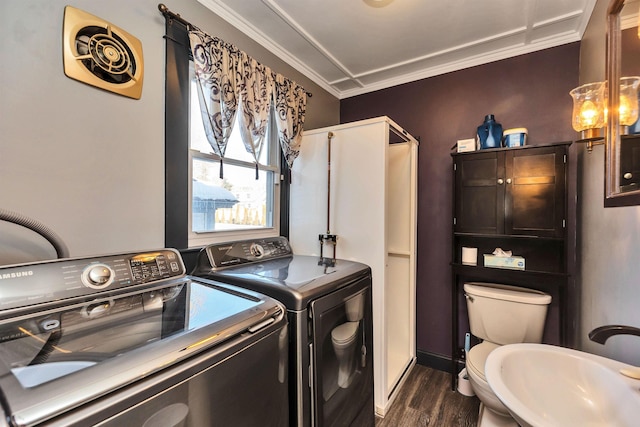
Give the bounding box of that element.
[454,145,566,238]
[620,135,640,193]
[450,142,571,390]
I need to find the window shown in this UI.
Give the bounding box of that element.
[163,22,291,250]
[188,67,281,247]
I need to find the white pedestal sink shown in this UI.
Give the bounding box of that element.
[485,343,640,427]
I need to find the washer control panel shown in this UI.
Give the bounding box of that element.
[204,236,292,270]
[0,249,185,313]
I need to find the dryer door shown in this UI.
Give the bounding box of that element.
[309,276,374,426]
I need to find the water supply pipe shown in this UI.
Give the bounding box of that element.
[319,131,337,261]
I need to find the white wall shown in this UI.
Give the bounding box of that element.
[0,0,338,262]
[0,0,165,258]
[578,0,640,365]
[580,147,640,364]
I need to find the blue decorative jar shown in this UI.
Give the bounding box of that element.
[477,114,503,149]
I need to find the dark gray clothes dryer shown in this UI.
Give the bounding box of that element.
[192,236,375,427]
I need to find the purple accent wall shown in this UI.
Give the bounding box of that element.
[340,43,580,358]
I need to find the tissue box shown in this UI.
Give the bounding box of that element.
[483,254,525,270]
[457,138,477,152]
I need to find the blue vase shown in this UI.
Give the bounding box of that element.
[477,114,503,149]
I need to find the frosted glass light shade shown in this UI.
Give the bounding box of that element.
[569,82,606,132]
[619,77,640,126]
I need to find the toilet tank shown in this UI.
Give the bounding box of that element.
[464,282,551,345]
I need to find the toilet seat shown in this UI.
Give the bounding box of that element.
[331,321,359,345]
[466,341,499,381]
[466,341,514,420]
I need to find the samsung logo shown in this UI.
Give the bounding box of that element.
[0,271,34,280]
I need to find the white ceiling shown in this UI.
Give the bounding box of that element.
[198,0,598,99]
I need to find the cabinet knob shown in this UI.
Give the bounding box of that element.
[497,178,504,185]
[506,178,512,184]
[623,172,633,180]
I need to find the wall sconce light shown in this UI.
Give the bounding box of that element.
[570,77,640,152]
[618,76,640,128]
[570,81,606,151]
[363,0,395,7]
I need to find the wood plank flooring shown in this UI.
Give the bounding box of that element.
[375,365,480,427]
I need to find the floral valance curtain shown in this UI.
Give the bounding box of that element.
[188,27,307,176]
[188,30,239,177]
[238,55,274,178]
[273,74,306,168]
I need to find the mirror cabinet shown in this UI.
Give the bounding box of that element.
[605,0,640,206]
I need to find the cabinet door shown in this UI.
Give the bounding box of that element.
[504,146,566,237]
[619,136,640,192]
[454,151,505,234]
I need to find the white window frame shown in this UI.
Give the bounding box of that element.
[187,67,281,248]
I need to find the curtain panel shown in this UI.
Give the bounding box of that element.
[238,55,274,178]
[188,27,307,174]
[273,74,307,168]
[188,28,240,178]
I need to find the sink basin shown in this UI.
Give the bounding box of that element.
[484,343,640,427]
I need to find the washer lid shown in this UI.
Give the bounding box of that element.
[464,282,551,305]
[331,321,359,344]
[467,341,500,381]
[0,277,285,427]
[195,254,371,311]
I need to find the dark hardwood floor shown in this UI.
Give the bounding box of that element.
[375,364,480,427]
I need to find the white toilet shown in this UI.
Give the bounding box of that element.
[464,282,551,427]
[331,292,365,388]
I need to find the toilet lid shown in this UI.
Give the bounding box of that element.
[466,341,500,382]
[463,282,551,305]
[331,321,359,344]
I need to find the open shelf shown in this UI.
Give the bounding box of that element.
[451,263,568,289]
[453,232,564,242]
[450,143,571,391]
